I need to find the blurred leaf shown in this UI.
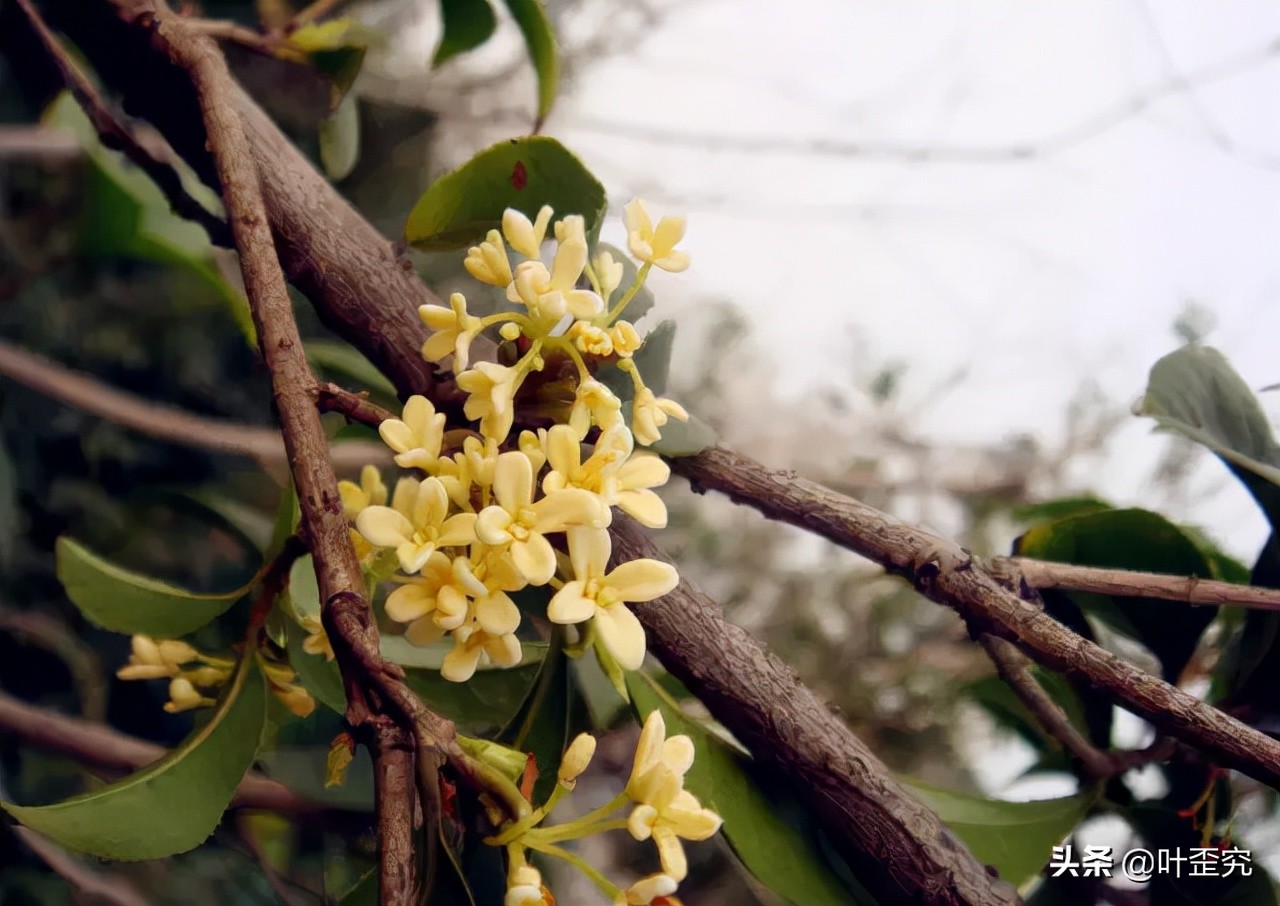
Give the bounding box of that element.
[499,631,588,804]
[404,137,604,250]
[501,0,559,126]
[1137,345,1280,523]
[320,93,361,181]
[1012,497,1112,525]
[640,411,718,458]
[289,20,369,108]
[2,653,267,859]
[306,339,399,400]
[434,0,498,67]
[43,94,255,345]
[628,674,870,905]
[1016,508,1219,683]
[904,781,1093,889]
[631,319,676,396]
[56,536,249,637]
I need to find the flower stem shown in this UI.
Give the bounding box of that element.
[604,262,651,325]
[523,839,620,899]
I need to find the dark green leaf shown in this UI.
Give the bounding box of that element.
[434,0,498,67]
[2,654,267,859]
[628,673,870,906]
[1015,508,1219,683]
[904,780,1093,889]
[56,537,248,637]
[500,0,559,127]
[404,137,604,250]
[1012,497,1113,525]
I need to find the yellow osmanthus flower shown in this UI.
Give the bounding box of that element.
[419,294,485,371]
[547,527,677,670]
[299,614,335,661]
[464,229,513,287]
[262,660,316,718]
[503,205,554,260]
[510,242,604,324]
[625,712,721,881]
[567,320,614,356]
[386,552,522,646]
[356,476,478,574]
[615,874,680,906]
[628,371,690,446]
[378,395,446,471]
[476,451,611,584]
[117,635,199,681]
[608,321,643,357]
[505,864,553,906]
[557,732,597,788]
[457,361,527,443]
[623,199,690,273]
[592,249,624,301]
[542,424,671,529]
[569,378,624,437]
[164,677,215,713]
[443,621,523,683]
[338,464,388,520]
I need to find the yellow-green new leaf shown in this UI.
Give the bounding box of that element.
[57,537,249,637]
[2,654,267,860]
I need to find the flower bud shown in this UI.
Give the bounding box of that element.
[557,733,597,788]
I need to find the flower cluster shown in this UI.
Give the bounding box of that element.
[490,711,721,906]
[337,201,694,682]
[117,634,314,717]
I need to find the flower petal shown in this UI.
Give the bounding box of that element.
[595,603,647,671]
[547,581,596,624]
[356,506,412,548]
[475,592,521,636]
[605,559,678,602]
[511,533,557,585]
[493,451,534,511]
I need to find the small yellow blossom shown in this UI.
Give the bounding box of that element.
[609,321,643,357]
[262,661,316,719]
[547,527,677,670]
[420,293,485,371]
[592,249,624,300]
[627,711,696,800]
[457,361,525,443]
[505,864,552,906]
[623,199,690,273]
[464,229,513,287]
[511,252,603,323]
[543,424,670,528]
[569,378,624,437]
[503,206,554,260]
[339,464,388,520]
[378,395,446,471]
[476,452,612,584]
[117,635,199,681]
[568,320,614,357]
[300,614,335,661]
[631,384,689,447]
[356,476,478,574]
[557,733,597,788]
[164,676,215,713]
[615,874,680,906]
[442,622,523,683]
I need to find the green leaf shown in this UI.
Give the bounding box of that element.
[500,0,559,127]
[320,93,361,181]
[1012,497,1113,525]
[1015,508,1219,683]
[641,412,718,458]
[499,631,589,804]
[904,780,1093,889]
[1137,345,1280,525]
[43,95,255,346]
[2,653,267,859]
[56,537,248,637]
[289,20,370,108]
[404,137,604,250]
[434,0,498,67]
[631,319,676,396]
[628,673,871,906]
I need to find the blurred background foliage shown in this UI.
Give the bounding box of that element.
[0,1,1271,904]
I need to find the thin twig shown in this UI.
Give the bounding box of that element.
[993,556,1280,611]
[0,337,389,473]
[0,688,332,815]
[13,0,232,246]
[317,382,396,429]
[145,9,441,901]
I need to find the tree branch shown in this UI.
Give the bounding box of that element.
[991,556,1280,610]
[143,8,429,901]
[0,337,388,472]
[672,447,1280,789]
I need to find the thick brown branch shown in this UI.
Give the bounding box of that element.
[0,338,387,472]
[672,447,1280,789]
[992,556,1280,611]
